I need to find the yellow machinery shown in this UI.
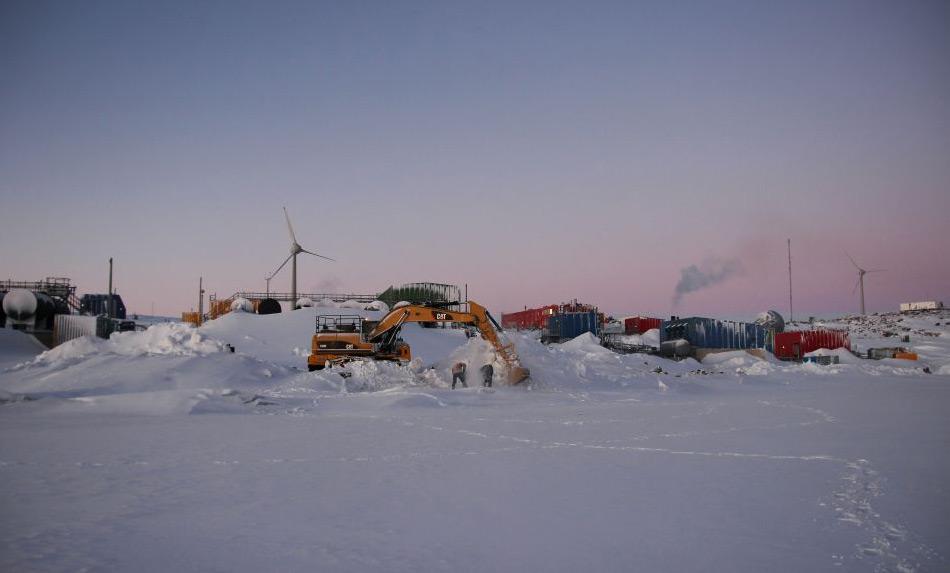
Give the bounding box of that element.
[307,301,530,384]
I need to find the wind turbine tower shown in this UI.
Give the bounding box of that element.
[847,253,885,315]
[269,207,335,306]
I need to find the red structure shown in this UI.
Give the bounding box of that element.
[502,301,600,331]
[774,330,851,360]
[623,316,662,335]
[501,305,558,330]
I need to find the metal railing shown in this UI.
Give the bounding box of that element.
[1,277,81,311]
[234,292,379,303]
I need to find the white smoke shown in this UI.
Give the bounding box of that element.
[311,276,344,293]
[673,256,745,306]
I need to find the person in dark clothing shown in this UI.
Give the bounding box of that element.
[480,363,494,388]
[451,362,467,389]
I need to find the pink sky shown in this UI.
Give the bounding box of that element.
[2,1,948,318]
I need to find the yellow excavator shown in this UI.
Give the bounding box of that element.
[307,301,530,384]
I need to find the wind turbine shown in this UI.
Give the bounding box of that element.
[846,253,885,315]
[269,207,334,306]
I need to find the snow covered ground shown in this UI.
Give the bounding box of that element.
[1,308,948,572]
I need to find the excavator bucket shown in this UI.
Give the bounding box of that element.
[508,366,530,385]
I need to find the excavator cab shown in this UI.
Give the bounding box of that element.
[308,315,373,371]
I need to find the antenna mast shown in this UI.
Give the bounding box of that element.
[787,239,793,323]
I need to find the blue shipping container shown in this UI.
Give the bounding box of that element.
[545,311,600,341]
[660,317,771,351]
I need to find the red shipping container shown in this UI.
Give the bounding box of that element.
[774,330,851,360]
[502,305,558,330]
[623,316,662,335]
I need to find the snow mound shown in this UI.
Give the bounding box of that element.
[340,299,365,309]
[0,327,47,369]
[742,361,776,376]
[306,360,421,393]
[111,323,228,356]
[641,328,660,347]
[344,360,419,391]
[25,323,226,368]
[560,332,612,355]
[702,351,775,375]
[805,347,861,365]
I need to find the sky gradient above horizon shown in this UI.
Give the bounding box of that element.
[2,0,948,318]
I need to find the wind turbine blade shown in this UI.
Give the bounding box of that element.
[865,269,886,273]
[845,252,861,270]
[852,278,861,295]
[301,248,335,262]
[283,206,298,244]
[270,253,293,278]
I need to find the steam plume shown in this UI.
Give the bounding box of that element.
[672,257,744,306]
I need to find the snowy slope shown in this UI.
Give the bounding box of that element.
[0,327,47,370]
[0,309,948,572]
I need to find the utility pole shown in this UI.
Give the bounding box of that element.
[787,239,793,324]
[198,276,205,326]
[108,257,114,319]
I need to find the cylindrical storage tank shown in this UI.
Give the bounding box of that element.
[230,298,254,313]
[0,291,6,327]
[3,289,40,321]
[295,297,314,309]
[257,298,282,315]
[34,292,56,322]
[660,339,691,358]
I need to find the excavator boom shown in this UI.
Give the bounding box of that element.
[309,302,530,384]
